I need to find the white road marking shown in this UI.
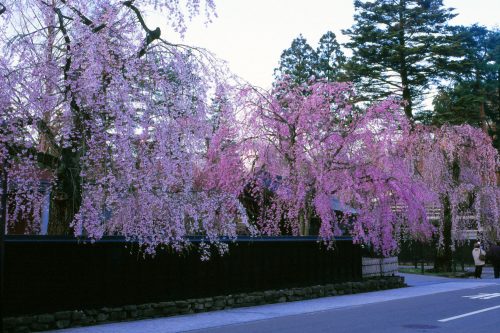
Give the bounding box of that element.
[463,293,500,300]
[438,305,500,322]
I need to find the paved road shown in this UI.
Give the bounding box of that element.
[49,274,500,333]
[195,284,500,333]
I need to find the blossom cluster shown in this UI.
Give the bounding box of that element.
[0,1,498,257]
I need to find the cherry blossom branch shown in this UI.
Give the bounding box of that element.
[122,1,161,58]
[53,5,85,135]
[59,0,106,33]
[53,7,71,84]
[0,2,6,15]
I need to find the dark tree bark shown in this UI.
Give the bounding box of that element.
[434,195,453,272]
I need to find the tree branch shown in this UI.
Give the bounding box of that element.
[123,0,161,58]
[60,0,105,33]
[36,119,61,155]
[53,7,71,86]
[53,5,84,129]
[0,2,5,16]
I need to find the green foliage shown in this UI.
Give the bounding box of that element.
[343,0,457,118]
[316,31,347,82]
[274,35,318,85]
[432,83,484,126]
[430,26,500,149]
[274,32,346,85]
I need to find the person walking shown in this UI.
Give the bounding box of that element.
[472,242,486,278]
[486,241,500,279]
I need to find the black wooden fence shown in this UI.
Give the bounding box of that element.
[3,236,361,316]
[398,240,477,268]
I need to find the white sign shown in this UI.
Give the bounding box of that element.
[463,293,500,300]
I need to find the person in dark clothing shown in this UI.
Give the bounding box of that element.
[486,241,500,279]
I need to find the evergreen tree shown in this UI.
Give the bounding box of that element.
[432,82,484,126]
[431,26,500,149]
[316,31,347,82]
[274,35,318,85]
[343,0,457,118]
[274,32,346,85]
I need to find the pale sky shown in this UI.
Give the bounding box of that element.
[154,0,500,89]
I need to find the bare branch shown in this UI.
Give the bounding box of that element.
[123,1,161,58]
[53,7,71,84]
[60,0,106,33]
[53,5,83,122]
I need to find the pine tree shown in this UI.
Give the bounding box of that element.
[316,31,347,82]
[343,0,457,118]
[431,26,500,149]
[274,32,346,85]
[274,35,318,85]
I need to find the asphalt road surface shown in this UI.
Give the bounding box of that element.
[193,284,500,333]
[50,274,500,333]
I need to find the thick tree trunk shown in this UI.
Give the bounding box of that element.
[475,71,488,134]
[434,196,453,272]
[401,77,412,119]
[47,147,82,235]
[301,205,313,236]
[479,102,488,133]
[398,0,412,119]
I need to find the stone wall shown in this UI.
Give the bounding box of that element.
[362,257,399,277]
[3,276,405,333]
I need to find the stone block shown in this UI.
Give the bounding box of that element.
[3,317,17,329]
[214,298,226,307]
[17,317,34,326]
[246,295,258,303]
[138,303,152,310]
[124,304,138,311]
[110,311,127,321]
[31,322,49,331]
[250,292,264,297]
[55,320,70,329]
[175,301,189,308]
[142,308,155,317]
[37,314,55,324]
[14,326,30,333]
[158,302,175,308]
[71,311,85,321]
[79,316,94,326]
[54,311,72,320]
[96,313,109,322]
[293,288,305,296]
[263,290,276,300]
[84,309,98,316]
